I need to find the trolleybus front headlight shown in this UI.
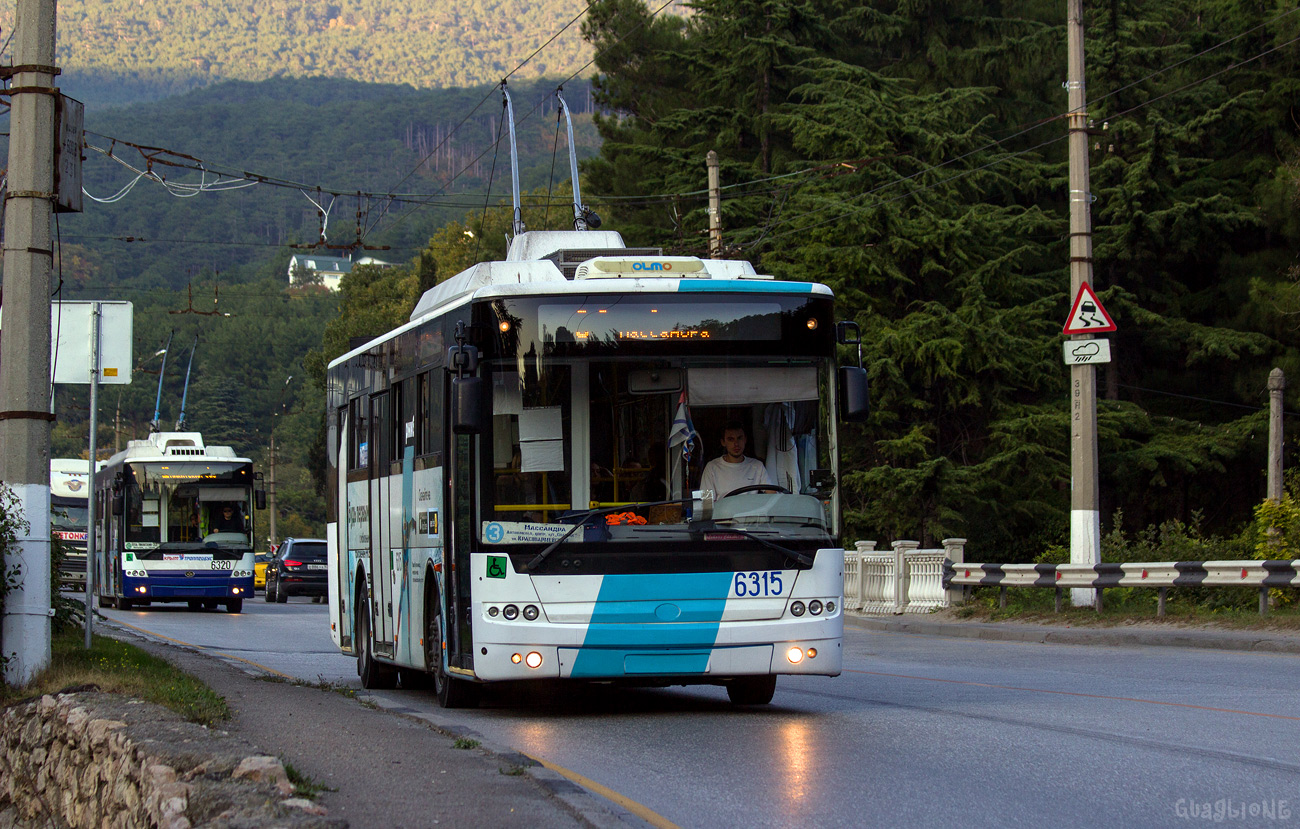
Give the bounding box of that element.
[503,604,519,620]
[790,601,805,617]
[488,606,499,617]
[523,605,539,621]
[809,600,823,616]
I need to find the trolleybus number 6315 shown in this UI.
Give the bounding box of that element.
[734,571,784,597]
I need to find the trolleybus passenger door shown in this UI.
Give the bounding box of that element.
[446,397,475,671]
[369,392,393,650]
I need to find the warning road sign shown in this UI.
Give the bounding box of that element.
[1063,282,1116,335]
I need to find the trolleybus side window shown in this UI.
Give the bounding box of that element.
[489,364,572,522]
[417,371,438,458]
[349,397,367,471]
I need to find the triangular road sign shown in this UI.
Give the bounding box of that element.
[1063,282,1116,335]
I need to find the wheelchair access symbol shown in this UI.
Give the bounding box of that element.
[486,555,509,579]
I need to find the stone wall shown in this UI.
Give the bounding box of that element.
[0,690,344,829]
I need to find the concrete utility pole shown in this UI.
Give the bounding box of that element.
[1066,0,1101,607]
[1268,368,1285,502]
[707,151,721,259]
[0,0,58,685]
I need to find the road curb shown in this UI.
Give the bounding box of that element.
[846,615,1300,655]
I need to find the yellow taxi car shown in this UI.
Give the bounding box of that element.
[254,551,272,591]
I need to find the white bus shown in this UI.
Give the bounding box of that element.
[325,229,868,706]
[51,458,96,589]
[93,431,263,613]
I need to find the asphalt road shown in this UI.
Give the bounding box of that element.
[98,597,1300,828]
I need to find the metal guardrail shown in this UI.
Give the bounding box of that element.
[944,560,1300,616]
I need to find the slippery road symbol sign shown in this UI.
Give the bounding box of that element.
[1063,282,1116,335]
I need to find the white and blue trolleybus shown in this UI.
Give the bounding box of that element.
[94,431,263,613]
[325,227,869,706]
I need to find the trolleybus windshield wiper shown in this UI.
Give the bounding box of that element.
[704,523,815,566]
[522,498,690,572]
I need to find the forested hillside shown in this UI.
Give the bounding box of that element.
[1,0,597,107]
[43,75,600,539]
[54,76,598,290]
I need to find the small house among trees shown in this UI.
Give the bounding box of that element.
[287,254,394,292]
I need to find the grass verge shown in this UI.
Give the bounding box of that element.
[0,627,230,726]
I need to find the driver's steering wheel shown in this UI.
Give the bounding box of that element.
[722,484,792,497]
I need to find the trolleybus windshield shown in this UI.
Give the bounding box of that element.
[480,293,840,551]
[123,461,255,555]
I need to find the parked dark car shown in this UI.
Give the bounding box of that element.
[265,538,328,603]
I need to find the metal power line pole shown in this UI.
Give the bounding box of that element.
[707,151,721,259]
[0,0,58,685]
[1067,0,1100,607]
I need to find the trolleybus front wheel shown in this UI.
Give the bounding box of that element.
[356,593,397,689]
[225,598,243,614]
[425,588,478,709]
[726,675,777,705]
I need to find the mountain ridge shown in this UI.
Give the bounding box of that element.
[4,0,604,109]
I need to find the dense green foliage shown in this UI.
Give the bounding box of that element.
[4,0,599,107]
[576,0,1300,557]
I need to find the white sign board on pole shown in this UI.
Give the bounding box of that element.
[0,300,134,384]
[52,301,134,385]
[1062,338,1112,366]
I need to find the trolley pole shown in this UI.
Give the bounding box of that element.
[707,150,721,259]
[1067,0,1101,607]
[0,0,58,684]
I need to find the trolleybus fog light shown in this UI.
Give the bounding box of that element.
[503,604,519,620]
[511,653,522,664]
[488,606,499,617]
[136,587,147,594]
[790,601,805,617]
[809,600,823,616]
[525,651,543,669]
[232,587,243,595]
[523,605,539,621]
[787,647,805,664]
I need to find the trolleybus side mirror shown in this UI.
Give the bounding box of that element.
[836,320,870,422]
[448,343,483,435]
[838,366,870,422]
[111,475,125,516]
[254,472,267,510]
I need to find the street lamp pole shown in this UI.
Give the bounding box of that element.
[268,376,292,547]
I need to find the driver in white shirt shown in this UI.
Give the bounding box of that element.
[699,421,774,498]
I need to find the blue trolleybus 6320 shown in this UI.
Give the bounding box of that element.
[325,225,870,707]
[94,431,264,613]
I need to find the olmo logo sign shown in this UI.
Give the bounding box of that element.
[632,262,673,272]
